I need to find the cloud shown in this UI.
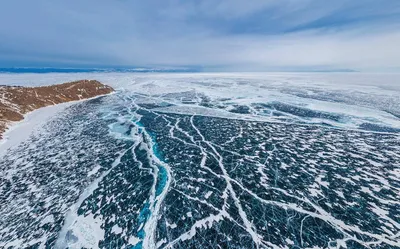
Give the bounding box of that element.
[100,26,400,71]
[1,0,400,71]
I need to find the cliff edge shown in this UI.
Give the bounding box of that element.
[0,80,114,138]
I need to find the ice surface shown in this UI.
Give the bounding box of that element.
[0,73,399,249]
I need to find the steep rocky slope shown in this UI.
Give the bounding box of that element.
[0,80,114,138]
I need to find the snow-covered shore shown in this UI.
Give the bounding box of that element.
[0,93,114,157]
[0,101,74,156]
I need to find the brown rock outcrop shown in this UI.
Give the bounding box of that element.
[0,80,114,139]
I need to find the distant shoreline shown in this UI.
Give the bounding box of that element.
[0,67,200,74]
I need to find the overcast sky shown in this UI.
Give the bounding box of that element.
[1,0,400,71]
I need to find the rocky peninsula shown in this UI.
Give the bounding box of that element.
[0,80,114,138]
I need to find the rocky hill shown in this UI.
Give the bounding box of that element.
[0,80,114,138]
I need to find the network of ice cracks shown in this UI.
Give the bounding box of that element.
[0,73,399,249]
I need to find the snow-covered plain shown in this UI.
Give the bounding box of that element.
[0,73,399,249]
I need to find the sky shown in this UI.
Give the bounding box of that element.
[1,0,400,71]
